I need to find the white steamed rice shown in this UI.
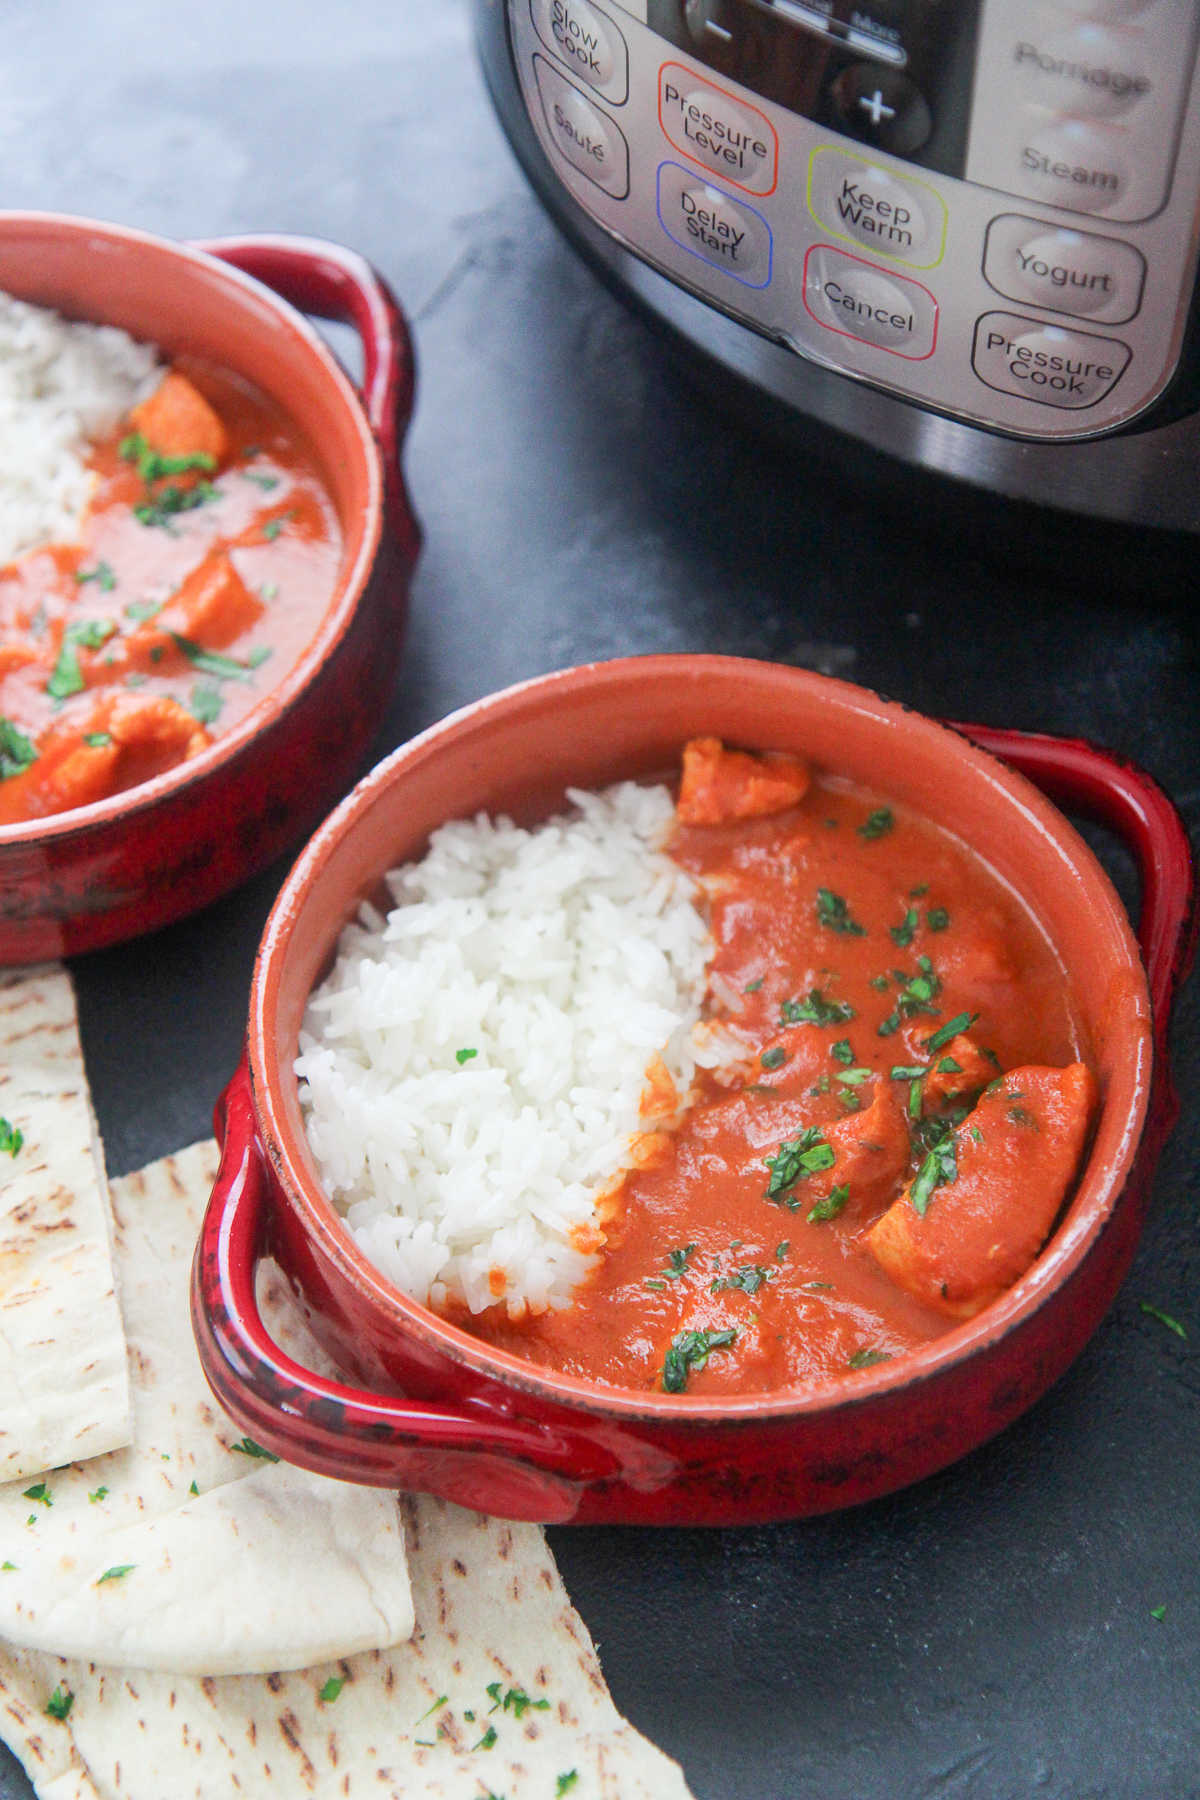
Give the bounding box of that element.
[295,780,712,1318]
[0,292,161,566]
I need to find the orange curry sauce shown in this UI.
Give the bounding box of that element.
[0,359,342,824]
[465,739,1097,1398]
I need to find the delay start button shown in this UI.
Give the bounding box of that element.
[657,162,772,287]
[803,245,937,360]
[972,311,1131,408]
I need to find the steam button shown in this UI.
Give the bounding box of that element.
[1013,118,1130,214]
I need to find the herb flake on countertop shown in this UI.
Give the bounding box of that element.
[319,1676,346,1703]
[0,1118,22,1157]
[230,1437,279,1462]
[96,1564,135,1584]
[1139,1302,1187,1339]
[487,1683,551,1719]
[44,1686,74,1721]
[22,1484,51,1507]
[661,1328,737,1393]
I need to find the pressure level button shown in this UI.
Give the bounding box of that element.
[658,63,778,196]
[972,311,1131,408]
[983,214,1145,325]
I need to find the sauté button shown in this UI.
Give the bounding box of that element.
[803,245,938,359]
[972,310,1131,408]
[657,162,772,287]
[983,214,1145,324]
[529,0,629,105]
[534,55,629,198]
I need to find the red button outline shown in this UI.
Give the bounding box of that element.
[802,243,939,361]
[658,61,779,198]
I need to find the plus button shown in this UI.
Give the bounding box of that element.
[858,88,897,127]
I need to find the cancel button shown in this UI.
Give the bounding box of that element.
[802,245,937,360]
[972,311,1130,409]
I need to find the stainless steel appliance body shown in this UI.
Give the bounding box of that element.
[475,0,1200,529]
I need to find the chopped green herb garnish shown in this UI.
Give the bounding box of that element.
[658,1244,698,1281]
[764,1129,836,1206]
[889,907,919,948]
[970,1126,984,1144]
[1139,1302,1186,1339]
[260,581,280,601]
[909,1118,958,1216]
[0,1118,22,1158]
[937,1055,963,1074]
[908,1076,925,1120]
[230,1437,279,1461]
[247,471,280,491]
[133,479,218,529]
[1150,1604,1167,1622]
[909,882,930,897]
[0,716,37,779]
[47,619,117,698]
[120,431,216,486]
[75,560,116,591]
[807,1183,849,1224]
[890,1065,925,1080]
[123,598,163,623]
[711,1264,773,1295]
[878,957,942,1037]
[1,1561,15,1571]
[775,1240,790,1261]
[837,1066,873,1085]
[816,888,866,937]
[780,989,855,1028]
[848,1348,891,1370]
[831,1038,854,1065]
[22,1484,51,1507]
[87,1487,108,1504]
[96,1564,135,1584]
[187,682,224,726]
[414,1694,450,1724]
[189,1480,199,1496]
[858,808,893,840]
[661,1327,737,1392]
[262,509,297,541]
[926,907,950,931]
[44,1686,74,1721]
[168,633,270,681]
[557,1775,580,1797]
[743,977,763,993]
[760,1046,788,1070]
[924,1011,978,1054]
[472,1724,499,1751]
[455,1047,478,1065]
[488,1685,551,1720]
[869,974,890,991]
[82,732,113,749]
[319,1676,346,1703]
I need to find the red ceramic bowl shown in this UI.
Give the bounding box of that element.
[192,656,1194,1525]
[0,212,420,963]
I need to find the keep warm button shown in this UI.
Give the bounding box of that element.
[802,245,937,360]
[972,311,1130,409]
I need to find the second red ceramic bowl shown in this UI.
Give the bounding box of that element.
[193,656,1192,1525]
[0,212,420,963]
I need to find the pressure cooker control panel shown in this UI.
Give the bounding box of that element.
[507,0,1200,439]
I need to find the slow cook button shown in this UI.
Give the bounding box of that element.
[983,213,1146,323]
[802,245,938,360]
[528,0,629,104]
[534,55,630,198]
[658,62,779,196]
[657,163,772,287]
[807,147,947,270]
[972,310,1131,408]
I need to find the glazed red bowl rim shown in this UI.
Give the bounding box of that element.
[247,653,1153,1425]
[0,208,383,846]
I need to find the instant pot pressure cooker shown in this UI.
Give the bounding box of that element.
[475,0,1200,530]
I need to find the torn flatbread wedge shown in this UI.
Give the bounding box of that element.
[0,1141,414,1677]
[0,965,132,1484]
[0,1492,696,1800]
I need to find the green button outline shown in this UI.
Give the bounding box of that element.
[807,146,947,271]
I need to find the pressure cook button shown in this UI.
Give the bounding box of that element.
[529,0,629,105]
[972,311,1131,408]
[658,62,778,196]
[983,214,1145,324]
[1015,119,1129,214]
[827,64,933,158]
[657,162,772,287]
[534,55,630,198]
[1011,25,1153,119]
[807,147,947,270]
[803,245,937,360]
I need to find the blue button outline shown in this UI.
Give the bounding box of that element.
[656,161,773,290]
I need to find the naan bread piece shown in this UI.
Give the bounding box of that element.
[0,1493,695,1800]
[0,1142,414,1677]
[0,966,131,1483]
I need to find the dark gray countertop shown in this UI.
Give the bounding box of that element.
[2,6,1198,1799]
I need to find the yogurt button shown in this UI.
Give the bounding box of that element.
[534,56,630,198]
[1016,118,1129,213]
[529,0,629,104]
[803,245,937,359]
[1011,25,1153,118]
[983,214,1146,323]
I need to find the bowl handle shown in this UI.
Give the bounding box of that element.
[191,1061,635,1523]
[955,722,1196,1182]
[191,232,420,572]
